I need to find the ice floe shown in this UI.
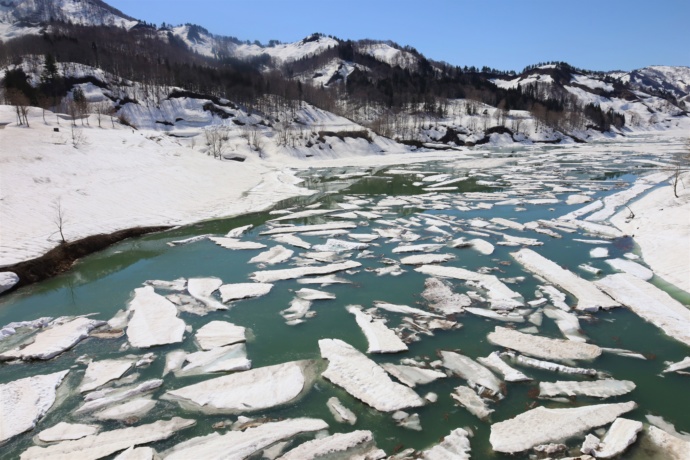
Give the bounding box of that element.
[420,427,472,460]
[539,379,636,399]
[175,343,251,376]
[93,397,157,421]
[0,317,104,361]
[347,306,408,353]
[327,396,357,425]
[218,282,273,303]
[477,352,532,382]
[400,253,455,265]
[126,287,186,348]
[488,326,602,361]
[186,278,226,311]
[20,417,195,460]
[208,237,267,250]
[319,338,424,412]
[272,233,311,249]
[440,351,503,398]
[595,273,690,347]
[605,258,653,280]
[421,277,471,314]
[0,271,19,294]
[194,321,246,350]
[500,351,598,376]
[249,245,294,264]
[581,417,643,458]
[79,358,135,393]
[76,379,162,414]
[416,265,524,311]
[0,370,69,444]
[511,248,618,311]
[261,222,357,235]
[381,363,446,387]
[251,261,361,283]
[37,422,99,443]
[277,430,383,459]
[162,418,328,460]
[489,401,636,453]
[164,360,315,413]
[451,385,494,420]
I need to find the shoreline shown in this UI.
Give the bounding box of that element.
[1,226,170,295]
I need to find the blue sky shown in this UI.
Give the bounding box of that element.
[107,0,689,72]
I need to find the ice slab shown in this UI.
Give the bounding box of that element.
[20,417,195,460]
[277,430,381,460]
[126,286,186,348]
[584,417,643,458]
[38,422,99,443]
[76,379,162,414]
[421,277,471,314]
[0,271,19,294]
[373,301,441,318]
[162,418,328,460]
[420,427,472,460]
[347,306,408,353]
[327,396,357,425]
[195,320,246,350]
[319,338,424,412]
[93,397,157,421]
[218,282,273,303]
[440,350,503,398]
[208,237,266,250]
[186,277,226,311]
[663,356,690,374]
[0,370,69,444]
[489,401,636,453]
[251,261,361,283]
[79,358,135,393]
[164,360,315,413]
[539,379,636,399]
[249,245,293,264]
[272,234,311,249]
[381,363,446,387]
[488,326,601,361]
[477,352,532,382]
[605,258,653,280]
[501,351,598,376]
[595,273,690,347]
[313,238,369,253]
[451,385,494,420]
[511,248,618,311]
[0,317,104,361]
[416,265,524,311]
[261,222,357,235]
[175,343,251,376]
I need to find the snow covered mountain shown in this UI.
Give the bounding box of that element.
[1,0,688,149]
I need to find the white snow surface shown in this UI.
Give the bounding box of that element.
[0,370,69,444]
[319,338,424,412]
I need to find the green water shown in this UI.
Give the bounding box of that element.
[1,146,689,458]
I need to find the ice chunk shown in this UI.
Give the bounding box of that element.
[175,343,251,376]
[470,238,495,255]
[465,307,525,323]
[326,396,357,425]
[164,360,315,413]
[273,234,311,249]
[381,363,446,387]
[347,306,408,353]
[595,273,690,347]
[79,358,135,393]
[489,401,636,453]
[511,248,618,311]
[501,351,598,376]
[400,253,455,265]
[209,237,266,250]
[440,350,503,398]
[162,418,328,460]
[0,271,19,294]
[590,247,609,258]
[0,370,69,444]
[38,422,99,443]
[251,261,361,283]
[313,238,369,252]
[373,301,441,318]
[126,287,186,348]
[295,288,335,300]
[477,352,532,382]
[218,282,273,303]
[248,245,293,264]
[319,339,424,412]
[225,224,253,238]
[420,428,472,460]
[584,417,643,458]
[452,385,494,420]
[605,258,653,280]
[93,397,157,421]
[76,379,162,414]
[421,277,471,314]
[488,326,601,361]
[634,425,690,460]
[663,356,690,374]
[195,321,246,350]
[416,265,524,311]
[539,379,636,399]
[543,306,587,342]
[20,417,195,460]
[261,222,357,235]
[187,277,226,311]
[277,430,382,460]
[0,317,104,361]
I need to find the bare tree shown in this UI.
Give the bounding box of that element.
[203,125,230,159]
[71,125,87,148]
[7,89,30,127]
[53,199,67,244]
[673,139,690,198]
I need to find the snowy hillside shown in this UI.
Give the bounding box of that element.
[231,34,339,64]
[623,66,690,105]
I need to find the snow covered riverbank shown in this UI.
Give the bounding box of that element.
[0,105,509,270]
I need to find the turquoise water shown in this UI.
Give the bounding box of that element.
[1,146,689,458]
